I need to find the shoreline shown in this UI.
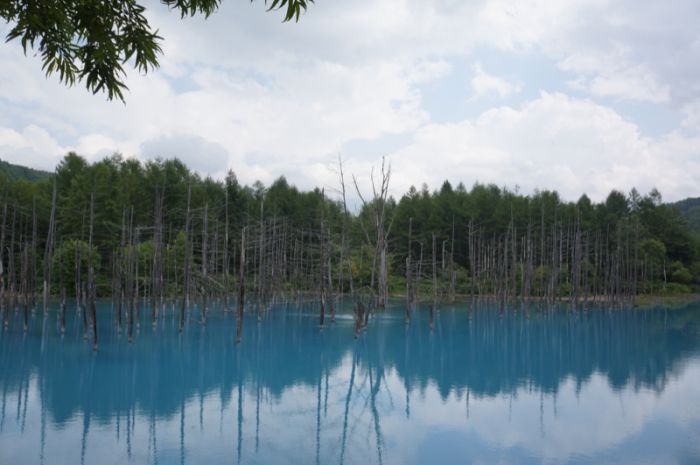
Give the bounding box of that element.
[633,293,700,309]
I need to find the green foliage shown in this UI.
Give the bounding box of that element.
[669,261,692,284]
[663,282,692,294]
[1,0,312,101]
[641,239,666,265]
[0,159,51,182]
[2,153,700,299]
[689,262,700,284]
[52,239,100,291]
[671,197,700,233]
[264,0,314,22]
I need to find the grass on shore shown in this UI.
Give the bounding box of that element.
[633,293,700,309]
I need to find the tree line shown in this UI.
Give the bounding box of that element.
[0,153,698,346]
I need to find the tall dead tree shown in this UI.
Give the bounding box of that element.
[30,198,37,309]
[179,182,192,332]
[151,186,164,327]
[8,206,15,311]
[405,217,412,323]
[127,206,135,342]
[236,226,246,344]
[0,202,6,328]
[319,191,326,328]
[223,187,230,310]
[257,199,264,321]
[88,192,97,351]
[59,250,66,334]
[353,156,393,308]
[448,217,456,303]
[43,179,57,313]
[201,203,208,324]
[430,233,437,330]
[21,243,29,331]
[115,208,126,333]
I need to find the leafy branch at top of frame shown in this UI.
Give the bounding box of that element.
[1,0,313,102]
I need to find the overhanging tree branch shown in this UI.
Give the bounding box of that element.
[1,0,313,102]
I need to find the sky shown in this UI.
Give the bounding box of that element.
[1,0,699,204]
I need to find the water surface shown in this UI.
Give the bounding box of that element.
[1,300,700,465]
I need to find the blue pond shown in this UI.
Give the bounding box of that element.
[1,300,700,465]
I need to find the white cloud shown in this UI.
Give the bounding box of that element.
[1,0,700,201]
[141,134,231,176]
[560,49,670,103]
[387,92,700,202]
[470,63,522,99]
[682,100,700,132]
[0,125,65,170]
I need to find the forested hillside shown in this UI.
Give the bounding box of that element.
[0,153,698,338]
[672,197,700,233]
[0,158,51,183]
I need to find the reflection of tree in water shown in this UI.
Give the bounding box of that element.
[0,301,699,464]
[380,303,700,399]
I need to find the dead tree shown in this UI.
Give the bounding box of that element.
[223,187,230,310]
[151,186,164,327]
[327,232,335,323]
[8,207,15,311]
[201,203,208,324]
[353,156,393,308]
[236,226,246,344]
[30,198,37,309]
[448,217,456,303]
[21,243,29,331]
[59,251,66,334]
[88,192,98,351]
[0,202,6,328]
[319,191,326,328]
[127,206,135,342]
[115,209,126,333]
[43,179,57,313]
[257,200,265,321]
[179,182,192,333]
[430,233,436,330]
[405,217,413,323]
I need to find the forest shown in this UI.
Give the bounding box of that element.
[0,153,699,346]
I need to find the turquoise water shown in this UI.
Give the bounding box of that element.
[1,300,700,465]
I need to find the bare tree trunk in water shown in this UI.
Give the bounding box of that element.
[179,182,192,332]
[430,233,436,331]
[223,188,230,310]
[201,203,208,324]
[127,207,135,342]
[236,227,246,344]
[59,248,66,333]
[0,203,6,329]
[88,192,98,351]
[43,180,57,314]
[319,191,326,328]
[352,157,393,309]
[405,217,412,323]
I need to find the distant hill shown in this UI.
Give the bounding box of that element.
[0,158,51,183]
[671,197,700,233]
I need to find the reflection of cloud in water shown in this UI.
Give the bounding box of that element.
[0,301,699,464]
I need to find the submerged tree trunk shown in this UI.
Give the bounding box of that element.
[405,217,412,323]
[43,180,57,314]
[236,227,246,344]
[88,192,97,351]
[430,233,437,331]
[201,203,208,324]
[179,182,192,333]
[0,203,6,329]
[224,188,230,310]
[319,192,326,328]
